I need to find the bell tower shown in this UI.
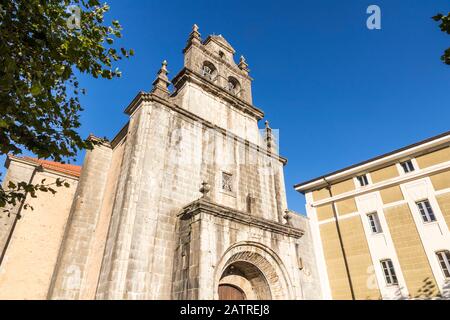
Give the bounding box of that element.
[180,24,253,104]
[171,24,263,144]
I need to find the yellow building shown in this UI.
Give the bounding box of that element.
[295,131,450,300]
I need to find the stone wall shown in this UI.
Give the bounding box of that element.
[0,160,78,299]
[48,141,113,299]
[172,200,314,300]
[91,97,293,299]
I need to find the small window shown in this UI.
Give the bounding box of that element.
[227,77,240,95]
[381,259,398,285]
[436,251,450,278]
[400,160,415,173]
[357,174,369,187]
[222,172,233,192]
[367,212,382,234]
[202,61,216,81]
[416,200,436,223]
[246,194,254,214]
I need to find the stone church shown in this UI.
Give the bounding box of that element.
[0,25,321,300]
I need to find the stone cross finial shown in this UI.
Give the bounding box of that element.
[199,181,211,199]
[151,60,171,98]
[238,55,249,73]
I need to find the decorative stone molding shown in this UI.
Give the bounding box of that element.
[122,91,287,165]
[213,241,295,300]
[179,199,304,239]
[87,134,111,148]
[171,67,263,120]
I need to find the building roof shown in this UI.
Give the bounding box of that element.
[294,130,450,193]
[9,155,82,178]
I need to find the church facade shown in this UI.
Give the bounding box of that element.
[0,26,321,300]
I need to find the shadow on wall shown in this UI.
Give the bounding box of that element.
[368,277,450,300]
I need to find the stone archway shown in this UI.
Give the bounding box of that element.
[214,242,294,300]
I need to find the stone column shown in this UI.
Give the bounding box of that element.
[48,139,112,299]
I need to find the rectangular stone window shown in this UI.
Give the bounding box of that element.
[222,172,233,192]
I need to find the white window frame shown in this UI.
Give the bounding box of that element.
[380,259,398,286]
[416,199,437,223]
[367,212,383,234]
[356,174,370,187]
[400,159,415,174]
[436,251,450,279]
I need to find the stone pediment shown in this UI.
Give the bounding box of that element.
[203,35,236,54]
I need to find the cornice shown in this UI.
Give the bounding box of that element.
[6,155,80,180]
[171,67,263,120]
[87,134,112,148]
[295,132,450,193]
[310,160,450,207]
[180,199,304,239]
[121,91,287,165]
[110,123,129,149]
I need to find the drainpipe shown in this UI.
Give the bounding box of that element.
[0,165,42,267]
[323,177,356,300]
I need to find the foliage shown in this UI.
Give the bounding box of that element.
[0,176,70,215]
[0,0,133,212]
[433,12,450,65]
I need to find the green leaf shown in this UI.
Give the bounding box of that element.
[0,1,133,212]
[432,14,444,22]
[30,83,42,96]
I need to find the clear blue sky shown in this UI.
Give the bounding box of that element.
[1,0,450,213]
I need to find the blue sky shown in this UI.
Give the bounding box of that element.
[2,0,450,213]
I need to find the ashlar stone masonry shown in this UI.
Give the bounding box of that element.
[5,25,322,300]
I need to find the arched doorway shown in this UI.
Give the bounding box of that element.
[218,284,246,300]
[214,242,294,300]
[218,261,271,300]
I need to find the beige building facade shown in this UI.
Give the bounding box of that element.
[0,156,81,299]
[0,26,321,300]
[295,131,450,300]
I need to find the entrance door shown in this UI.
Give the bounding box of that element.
[218,284,246,300]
